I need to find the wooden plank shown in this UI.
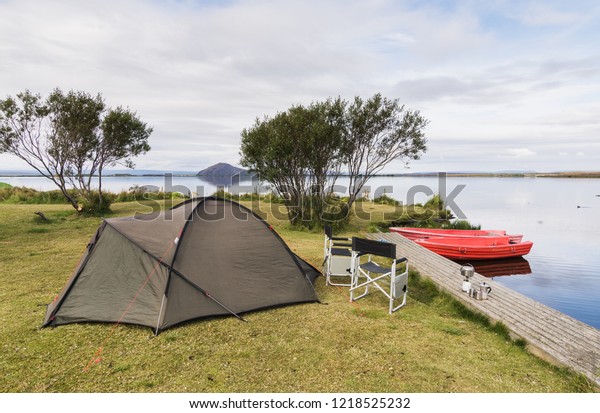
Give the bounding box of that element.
[376,234,600,375]
[367,232,600,387]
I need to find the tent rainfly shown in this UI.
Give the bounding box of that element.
[42,197,320,334]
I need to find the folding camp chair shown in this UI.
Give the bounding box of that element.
[349,237,409,313]
[323,225,353,286]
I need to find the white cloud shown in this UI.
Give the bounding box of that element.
[505,148,537,158]
[378,32,416,47]
[508,2,588,27]
[0,0,599,173]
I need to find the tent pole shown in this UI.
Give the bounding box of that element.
[170,268,246,322]
[155,294,167,335]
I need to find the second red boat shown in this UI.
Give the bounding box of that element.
[389,227,523,243]
[413,236,533,260]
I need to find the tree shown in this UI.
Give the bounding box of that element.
[240,94,428,228]
[344,93,428,210]
[240,98,346,227]
[0,89,152,212]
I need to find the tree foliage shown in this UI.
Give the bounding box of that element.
[240,93,428,228]
[0,89,152,213]
[241,98,346,226]
[345,94,428,209]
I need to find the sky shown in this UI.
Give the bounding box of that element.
[0,0,599,173]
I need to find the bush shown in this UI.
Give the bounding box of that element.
[371,194,479,231]
[211,190,284,204]
[78,191,113,214]
[373,193,400,206]
[320,200,350,232]
[0,186,76,204]
[262,192,285,204]
[0,185,189,214]
[443,219,481,230]
[424,194,444,209]
[113,186,189,203]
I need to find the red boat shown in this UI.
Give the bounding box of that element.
[389,227,523,243]
[413,236,533,260]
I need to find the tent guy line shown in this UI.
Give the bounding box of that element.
[84,239,174,372]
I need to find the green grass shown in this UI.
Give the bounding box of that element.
[0,201,595,392]
[0,185,188,206]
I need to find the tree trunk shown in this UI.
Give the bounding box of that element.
[62,187,80,211]
[54,175,80,211]
[98,168,103,209]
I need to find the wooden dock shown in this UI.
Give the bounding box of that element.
[368,232,600,387]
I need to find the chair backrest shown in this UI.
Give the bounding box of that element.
[352,237,396,259]
[324,224,333,240]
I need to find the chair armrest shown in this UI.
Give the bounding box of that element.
[394,257,408,264]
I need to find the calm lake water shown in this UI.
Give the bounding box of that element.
[2,175,600,329]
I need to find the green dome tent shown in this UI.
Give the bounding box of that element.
[43,197,320,334]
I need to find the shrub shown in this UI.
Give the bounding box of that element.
[78,191,113,214]
[0,185,189,211]
[371,194,479,231]
[0,186,76,204]
[443,220,481,230]
[320,200,350,232]
[211,190,285,204]
[373,193,400,206]
[113,187,189,203]
[424,194,444,209]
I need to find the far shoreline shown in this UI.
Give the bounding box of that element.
[1,171,600,179]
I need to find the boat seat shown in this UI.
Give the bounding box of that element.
[350,237,409,314]
[323,225,353,286]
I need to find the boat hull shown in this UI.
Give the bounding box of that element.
[414,237,533,260]
[390,227,523,243]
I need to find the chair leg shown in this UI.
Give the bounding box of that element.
[325,256,331,286]
[349,255,355,301]
[350,268,376,302]
[350,254,359,302]
[389,291,407,314]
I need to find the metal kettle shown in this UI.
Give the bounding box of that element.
[470,282,492,300]
[479,282,492,300]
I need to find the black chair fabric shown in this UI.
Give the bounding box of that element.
[352,237,396,259]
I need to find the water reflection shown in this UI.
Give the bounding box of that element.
[196,175,239,187]
[456,257,532,279]
[195,174,260,194]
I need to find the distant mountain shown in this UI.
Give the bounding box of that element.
[196,163,250,177]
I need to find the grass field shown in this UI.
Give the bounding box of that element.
[0,200,595,392]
